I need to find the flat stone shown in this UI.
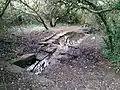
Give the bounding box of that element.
[39,42,51,45]
[41,47,57,53]
[5,64,24,73]
[36,52,48,60]
[41,33,57,41]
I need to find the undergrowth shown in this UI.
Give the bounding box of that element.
[102,26,120,72]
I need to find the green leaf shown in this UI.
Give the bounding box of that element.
[114,0,120,8]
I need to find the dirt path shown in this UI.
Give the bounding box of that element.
[44,34,120,90]
[0,26,120,90]
[53,26,82,32]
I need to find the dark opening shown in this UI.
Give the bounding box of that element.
[13,57,38,68]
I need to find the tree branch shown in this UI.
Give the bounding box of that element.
[0,0,11,17]
[80,6,120,14]
[19,0,48,30]
[79,0,120,14]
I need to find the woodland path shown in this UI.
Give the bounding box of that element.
[0,26,120,90]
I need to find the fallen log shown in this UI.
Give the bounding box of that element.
[41,33,57,42]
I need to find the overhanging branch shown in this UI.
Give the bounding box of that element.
[78,0,120,14]
[80,5,120,14]
[0,0,11,17]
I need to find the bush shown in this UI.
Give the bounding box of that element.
[102,26,120,72]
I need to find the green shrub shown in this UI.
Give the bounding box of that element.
[102,26,120,72]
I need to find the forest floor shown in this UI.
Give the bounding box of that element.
[0,26,120,90]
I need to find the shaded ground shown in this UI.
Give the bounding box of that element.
[0,26,120,90]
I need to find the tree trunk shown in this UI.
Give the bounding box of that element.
[35,16,48,30]
[81,0,114,52]
[49,18,57,27]
[38,15,48,30]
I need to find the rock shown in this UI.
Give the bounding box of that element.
[26,58,50,75]
[38,42,51,45]
[41,46,57,53]
[5,64,24,73]
[36,52,48,60]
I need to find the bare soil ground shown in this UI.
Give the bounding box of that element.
[0,26,120,90]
